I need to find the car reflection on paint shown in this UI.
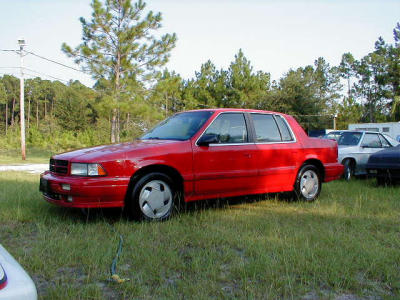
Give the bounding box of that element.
[0,244,37,300]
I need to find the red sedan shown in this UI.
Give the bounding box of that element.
[40,109,343,221]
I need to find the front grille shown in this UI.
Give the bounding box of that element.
[50,159,69,174]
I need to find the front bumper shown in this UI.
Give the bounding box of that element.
[323,162,344,182]
[39,171,130,208]
[366,165,400,180]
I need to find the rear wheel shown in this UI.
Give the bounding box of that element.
[342,159,355,181]
[130,172,176,221]
[294,165,321,201]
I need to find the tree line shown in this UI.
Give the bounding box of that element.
[0,0,399,152]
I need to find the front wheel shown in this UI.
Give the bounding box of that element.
[130,172,176,221]
[342,159,355,181]
[377,171,391,186]
[294,165,321,201]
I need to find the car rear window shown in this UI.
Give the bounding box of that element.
[338,132,362,146]
[324,132,342,141]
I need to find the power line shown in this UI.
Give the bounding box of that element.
[0,68,69,83]
[1,48,86,73]
[0,71,20,77]
[24,72,68,83]
[1,48,92,83]
[293,114,335,117]
[2,49,98,79]
[25,50,87,73]
[23,67,69,83]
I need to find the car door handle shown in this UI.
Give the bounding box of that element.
[244,153,252,158]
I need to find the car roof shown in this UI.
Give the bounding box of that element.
[183,108,288,116]
[328,130,367,134]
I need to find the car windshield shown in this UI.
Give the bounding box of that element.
[337,132,363,146]
[141,111,213,141]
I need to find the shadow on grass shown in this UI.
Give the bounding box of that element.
[180,191,292,214]
[18,179,293,224]
[2,173,399,225]
[1,171,298,223]
[45,193,286,224]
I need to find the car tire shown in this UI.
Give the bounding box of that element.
[294,165,321,201]
[130,172,176,221]
[377,171,391,186]
[377,176,386,186]
[342,159,354,181]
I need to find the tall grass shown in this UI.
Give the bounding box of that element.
[0,148,53,164]
[0,172,399,299]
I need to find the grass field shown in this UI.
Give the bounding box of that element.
[0,149,53,164]
[0,172,399,299]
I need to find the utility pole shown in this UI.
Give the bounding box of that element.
[18,39,26,160]
[333,114,337,130]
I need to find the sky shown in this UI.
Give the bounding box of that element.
[0,0,399,87]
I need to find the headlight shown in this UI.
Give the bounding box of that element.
[71,163,107,176]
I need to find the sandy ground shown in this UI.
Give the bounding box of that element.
[0,164,48,174]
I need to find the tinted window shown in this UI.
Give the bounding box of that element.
[142,111,213,141]
[275,115,294,141]
[361,133,381,148]
[338,132,362,146]
[204,113,248,144]
[324,132,342,142]
[251,114,281,142]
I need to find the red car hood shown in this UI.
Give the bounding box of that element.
[53,139,183,162]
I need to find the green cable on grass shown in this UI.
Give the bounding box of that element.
[108,223,130,283]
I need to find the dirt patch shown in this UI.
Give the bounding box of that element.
[0,164,48,174]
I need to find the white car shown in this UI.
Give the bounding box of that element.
[324,130,399,180]
[0,244,37,300]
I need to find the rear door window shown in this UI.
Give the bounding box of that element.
[251,114,282,143]
[361,133,382,148]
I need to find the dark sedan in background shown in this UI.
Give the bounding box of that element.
[366,145,400,185]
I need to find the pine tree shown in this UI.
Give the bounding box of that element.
[62,0,176,143]
[226,49,270,108]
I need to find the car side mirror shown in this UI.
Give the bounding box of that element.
[198,134,219,146]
